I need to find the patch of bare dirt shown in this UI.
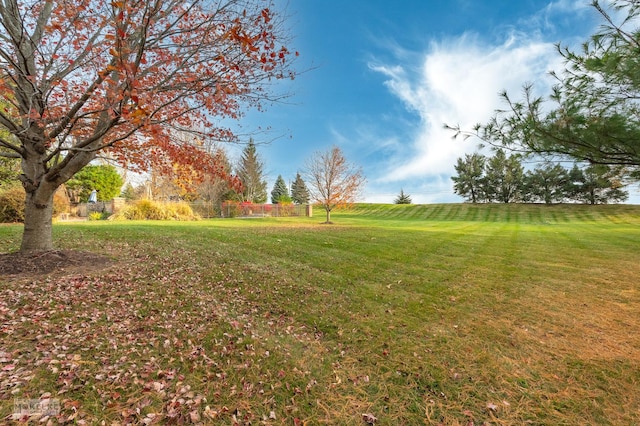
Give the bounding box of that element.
[0,250,113,278]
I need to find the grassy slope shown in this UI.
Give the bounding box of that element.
[1,203,639,425]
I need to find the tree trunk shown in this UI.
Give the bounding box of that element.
[325,208,331,223]
[18,132,94,252]
[21,190,55,252]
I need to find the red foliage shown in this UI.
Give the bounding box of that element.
[0,0,297,184]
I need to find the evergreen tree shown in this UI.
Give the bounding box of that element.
[236,139,267,203]
[271,175,289,203]
[394,189,412,204]
[451,153,486,203]
[523,162,568,204]
[291,172,310,204]
[483,149,524,203]
[565,164,587,202]
[567,164,628,204]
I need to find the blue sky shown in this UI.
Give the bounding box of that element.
[229,0,637,203]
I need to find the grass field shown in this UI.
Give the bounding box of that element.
[1,203,639,425]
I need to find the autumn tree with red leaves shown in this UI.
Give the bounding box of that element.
[0,0,297,251]
[305,146,365,224]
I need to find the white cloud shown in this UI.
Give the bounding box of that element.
[544,0,592,14]
[369,31,563,183]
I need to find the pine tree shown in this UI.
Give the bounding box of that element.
[567,164,628,205]
[522,162,568,204]
[452,153,486,203]
[271,175,290,203]
[291,172,310,204]
[236,139,267,203]
[465,2,640,177]
[394,189,412,204]
[483,149,524,203]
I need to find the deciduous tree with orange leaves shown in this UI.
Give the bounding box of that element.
[305,146,365,224]
[0,0,297,251]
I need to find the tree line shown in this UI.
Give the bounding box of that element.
[452,150,628,204]
[158,140,364,223]
[0,136,366,225]
[450,1,640,195]
[135,138,312,207]
[131,139,365,223]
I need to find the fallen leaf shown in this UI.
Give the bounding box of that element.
[486,402,498,412]
[362,412,378,424]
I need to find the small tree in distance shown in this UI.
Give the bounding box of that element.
[522,162,568,204]
[197,145,235,208]
[483,149,524,203]
[236,139,268,204]
[271,175,289,203]
[452,153,486,203]
[291,172,310,204]
[567,164,628,205]
[394,189,412,204]
[305,146,365,224]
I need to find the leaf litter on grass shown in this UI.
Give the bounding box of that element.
[0,245,328,424]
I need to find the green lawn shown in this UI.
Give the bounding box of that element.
[1,203,640,424]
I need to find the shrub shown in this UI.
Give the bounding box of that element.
[111,199,199,221]
[0,184,69,223]
[134,199,166,220]
[88,212,104,221]
[276,194,293,204]
[53,186,70,216]
[0,184,25,222]
[167,202,196,219]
